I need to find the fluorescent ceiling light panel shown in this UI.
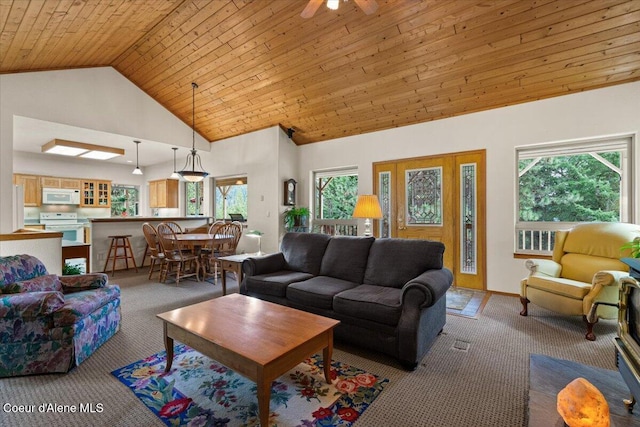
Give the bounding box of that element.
[80,150,122,160]
[43,145,88,156]
[42,139,124,160]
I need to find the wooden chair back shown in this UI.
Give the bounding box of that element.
[142,223,162,257]
[216,222,242,256]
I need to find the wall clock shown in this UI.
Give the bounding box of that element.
[284,179,297,206]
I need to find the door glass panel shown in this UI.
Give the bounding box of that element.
[405,167,442,225]
[461,163,477,274]
[378,171,391,237]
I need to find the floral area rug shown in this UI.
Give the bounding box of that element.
[112,344,388,426]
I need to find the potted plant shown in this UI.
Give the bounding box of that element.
[621,237,640,258]
[284,206,310,230]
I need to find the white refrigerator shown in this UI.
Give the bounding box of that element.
[13,185,24,231]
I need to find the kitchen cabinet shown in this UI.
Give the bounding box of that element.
[41,177,81,189]
[13,174,41,206]
[149,179,179,208]
[81,180,111,208]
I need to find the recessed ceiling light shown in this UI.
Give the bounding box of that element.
[42,139,124,160]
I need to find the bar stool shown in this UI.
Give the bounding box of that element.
[103,235,138,276]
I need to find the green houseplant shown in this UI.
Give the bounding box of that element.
[621,237,640,258]
[62,263,82,275]
[284,206,310,230]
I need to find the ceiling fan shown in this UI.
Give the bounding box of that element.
[301,0,379,18]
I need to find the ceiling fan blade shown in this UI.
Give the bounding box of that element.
[353,0,379,15]
[301,0,324,18]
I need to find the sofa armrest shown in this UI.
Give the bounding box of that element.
[525,259,562,277]
[0,291,65,318]
[402,268,453,309]
[58,273,108,293]
[242,253,286,276]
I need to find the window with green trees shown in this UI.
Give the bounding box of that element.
[516,136,632,253]
[215,177,247,220]
[185,181,204,216]
[314,172,358,219]
[312,169,359,235]
[111,185,139,217]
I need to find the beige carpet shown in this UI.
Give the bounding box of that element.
[0,270,621,427]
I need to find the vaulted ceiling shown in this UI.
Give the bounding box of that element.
[2,0,639,145]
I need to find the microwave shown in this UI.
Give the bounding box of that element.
[42,188,81,205]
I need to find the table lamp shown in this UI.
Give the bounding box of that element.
[246,230,264,256]
[352,195,383,237]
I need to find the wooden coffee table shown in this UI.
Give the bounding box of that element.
[157,294,340,426]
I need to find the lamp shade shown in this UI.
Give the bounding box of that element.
[352,195,383,219]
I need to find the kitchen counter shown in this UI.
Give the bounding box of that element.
[90,216,213,223]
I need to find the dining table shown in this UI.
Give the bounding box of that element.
[168,233,233,280]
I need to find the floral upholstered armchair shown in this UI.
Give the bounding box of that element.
[0,254,121,377]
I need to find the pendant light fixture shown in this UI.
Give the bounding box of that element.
[178,82,209,182]
[170,147,181,179]
[132,140,143,175]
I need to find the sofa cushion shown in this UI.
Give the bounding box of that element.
[287,276,358,310]
[281,233,331,275]
[333,285,402,326]
[245,271,314,297]
[1,274,62,294]
[320,236,374,283]
[363,238,445,288]
[0,254,49,289]
[53,285,121,327]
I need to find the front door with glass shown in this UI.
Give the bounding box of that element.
[374,150,486,290]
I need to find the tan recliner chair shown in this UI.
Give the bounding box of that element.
[520,222,640,340]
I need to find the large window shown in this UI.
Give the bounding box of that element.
[313,168,358,235]
[111,185,139,217]
[516,135,633,254]
[215,177,247,220]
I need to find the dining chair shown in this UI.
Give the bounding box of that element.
[162,221,183,235]
[202,222,242,282]
[156,223,200,285]
[198,221,227,281]
[142,223,165,280]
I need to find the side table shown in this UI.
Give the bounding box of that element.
[218,253,263,295]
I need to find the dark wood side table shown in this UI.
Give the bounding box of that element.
[217,253,262,295]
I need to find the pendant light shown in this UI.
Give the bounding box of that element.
[132,140,143,175]
[170,147,181,179]
[178,82,209,182]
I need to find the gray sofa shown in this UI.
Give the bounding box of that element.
[240,232,453,369]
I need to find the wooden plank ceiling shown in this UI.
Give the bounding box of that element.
[2,0,639,145]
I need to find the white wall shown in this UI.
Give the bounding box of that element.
[297,82,640,294]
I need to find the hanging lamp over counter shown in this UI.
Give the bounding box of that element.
[178,82,209,183]
[132,140,143,175]
[170,147,181,179]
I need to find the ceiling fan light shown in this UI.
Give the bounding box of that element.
[327,0,339,10]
